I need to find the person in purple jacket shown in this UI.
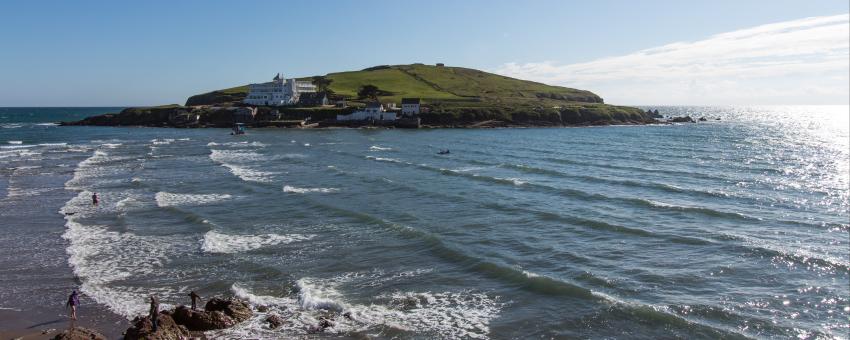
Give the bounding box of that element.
[66,290,80,320]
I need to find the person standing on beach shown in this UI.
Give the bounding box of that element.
[149,296,159,332]
[91,192,99,206]
[188,291,201,311]
[66,290,80,320]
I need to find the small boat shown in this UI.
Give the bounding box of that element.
[232,123,246,135]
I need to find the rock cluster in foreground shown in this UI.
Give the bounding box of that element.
[123,297,253,340]
[51,327,107,340]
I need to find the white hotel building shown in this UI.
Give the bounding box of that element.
[243,73,317,106]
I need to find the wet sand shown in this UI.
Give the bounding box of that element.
[0,304,127,339]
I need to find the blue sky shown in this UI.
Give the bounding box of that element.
[0,0,847,106]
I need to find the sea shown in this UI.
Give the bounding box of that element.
[0,106,847,339]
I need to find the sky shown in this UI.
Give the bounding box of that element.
[0,0,847,106]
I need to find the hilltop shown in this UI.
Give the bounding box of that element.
[187,64,603,106]
[66,64,655,128]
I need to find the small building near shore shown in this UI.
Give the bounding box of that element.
[336,102,397,121]
[298,92,330,107]
[401,98,421,116]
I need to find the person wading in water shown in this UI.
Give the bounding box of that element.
[188,291,201,311]
[91,192,99,206]
[149,296,159,332]
[66,290,80,320]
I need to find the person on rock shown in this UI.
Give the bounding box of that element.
[188,291,201,311]
[91,192,99,206]
[66,290,80,320]
[149,296,159,332]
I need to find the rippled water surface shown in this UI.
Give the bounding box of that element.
[0,106,847,339]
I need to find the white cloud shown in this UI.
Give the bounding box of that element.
[493,14,850,105]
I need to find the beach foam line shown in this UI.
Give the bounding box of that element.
[61,190,177,318]
[220,163,276,183]
[226,274,502,339]
[155,192,232,207]
[201,230,314,254]
[283,185,339,194]
[7,140,22,145]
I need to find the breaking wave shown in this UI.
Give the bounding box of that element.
[201,231,315,254]
[283,185,339,194]
[155,192,232,207]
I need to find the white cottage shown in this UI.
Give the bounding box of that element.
[401,98,421,116]
[243,73,317,106]
[337,102,398,121]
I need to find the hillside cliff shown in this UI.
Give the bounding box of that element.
[69,64,654,127]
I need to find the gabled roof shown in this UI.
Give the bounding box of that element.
[401,98,420,104]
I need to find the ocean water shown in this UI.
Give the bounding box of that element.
[0,106,847,339]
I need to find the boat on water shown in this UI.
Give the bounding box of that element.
[232,123,246,135]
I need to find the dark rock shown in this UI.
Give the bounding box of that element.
[698,117,707,121]
[171,305,235,331]
[669,116,696,123]
[205,297,253,323]
[124,313,189,340]
[256,305,269,313]
[51,327,106,340]
[265,314,284,329]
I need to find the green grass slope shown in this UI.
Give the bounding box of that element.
[183,64,651,125]
[187,64,602,106]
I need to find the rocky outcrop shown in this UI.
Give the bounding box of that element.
[204,297,253,323]
[669,116,696,123]
[51,327,107,340]
[123,313,189,340]
[265,314,284,329]
[123,297,254,338]
[169,305,235,331]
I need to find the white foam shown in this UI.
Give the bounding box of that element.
[201,231,314,254]
[303,143,311,147]
[36,122,59,126]
[283,185,339,194]
[369,145,393,151]
[495,177,527,186]
[1,144,36,149]
[102,143,122,149]
[155,192,232,207]
[224,275,502,339]
[366,155,403,163]
[221,164,276,183]
[7,140,22,144]
[61,191,178,318]
[207,141,266,147]
[150,138,174,145]
[209,149,268,163]
[209,149,277,183]
[39,142,67,147]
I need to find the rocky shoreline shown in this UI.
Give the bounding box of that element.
[58,104,666,129]
[44,297,281,340]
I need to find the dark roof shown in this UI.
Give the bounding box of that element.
[299,92,328,106]
[401,98,420,104]
[366,102,382,108]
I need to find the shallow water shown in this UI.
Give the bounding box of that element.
[0,106,847,339]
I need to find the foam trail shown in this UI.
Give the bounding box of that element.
[283,185,339,194]
[155,192,232,207]
[201,231,314,253]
